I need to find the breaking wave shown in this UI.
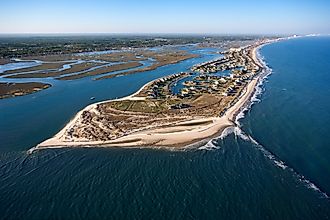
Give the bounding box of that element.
[199,46,273,147]
[237,127,328,199]
[198,48,329,199]
[198,139,220,150]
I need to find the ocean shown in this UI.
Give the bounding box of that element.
[0,37,329,219]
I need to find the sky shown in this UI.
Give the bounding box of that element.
[0,0,329,35]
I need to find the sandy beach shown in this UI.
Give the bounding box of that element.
[34,42,271,152]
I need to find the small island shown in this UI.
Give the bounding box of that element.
[34,38,279,150]
[0,82,51,99]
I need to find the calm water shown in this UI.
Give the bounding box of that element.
[0,38,330,219]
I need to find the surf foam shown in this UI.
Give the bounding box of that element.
[198,46,329,199]
[198,139,220,150]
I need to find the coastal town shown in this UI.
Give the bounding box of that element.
[36,38,273,149]
[142,43,262,101]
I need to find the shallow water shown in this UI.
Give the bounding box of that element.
[0,38,329,219]
[0,61,40,74]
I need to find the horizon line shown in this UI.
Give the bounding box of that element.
[0,32,307,36]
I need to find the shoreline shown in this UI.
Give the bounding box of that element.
[32,39,278,152]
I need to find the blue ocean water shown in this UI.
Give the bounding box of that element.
[0,37,330,219]
[242,36,330,195]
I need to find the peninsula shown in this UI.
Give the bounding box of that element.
[35,38,278,150]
